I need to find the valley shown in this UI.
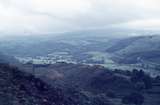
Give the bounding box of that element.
[0,34,160,105]
[1,1,160,104]
[3,35,158,76]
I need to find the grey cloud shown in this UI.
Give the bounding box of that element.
[0,0,160,36]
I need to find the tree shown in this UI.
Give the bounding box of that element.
[134,82,145,91]
[143,75,152,89]
[130,69,152,89]
[122,92,144,105]
[106,90,116,98]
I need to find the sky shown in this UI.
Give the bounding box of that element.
[0,0,160,36]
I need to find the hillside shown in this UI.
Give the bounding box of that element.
[0,34,114,57]
[0,63,117,105]
[0,52,18,64]
[0,63,70,105]
[24,62,160,105]
[106,35,160,65]
[0,59,160,105]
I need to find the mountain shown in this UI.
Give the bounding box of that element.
[0,34,115,57]
[106,35,160,65]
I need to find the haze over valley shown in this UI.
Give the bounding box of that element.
[0,0,160,105]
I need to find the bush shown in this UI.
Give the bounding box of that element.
[130,69,152,89]
[143,75,152,89]
[134,82,145,91]
[106,90,116,98]
[122,92,144,105]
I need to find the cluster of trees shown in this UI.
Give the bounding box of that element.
[131,69,152,90]
[121,69,153,105]
[122,92,144,105]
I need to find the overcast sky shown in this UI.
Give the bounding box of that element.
[0,0,160,36]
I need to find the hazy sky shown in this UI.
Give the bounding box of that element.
[0,0,160,35]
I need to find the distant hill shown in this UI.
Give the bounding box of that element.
[0,52,18,64]
[0,34,114,57]
[106,35,160,64]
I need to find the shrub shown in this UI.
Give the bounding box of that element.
[122,92,144,105]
